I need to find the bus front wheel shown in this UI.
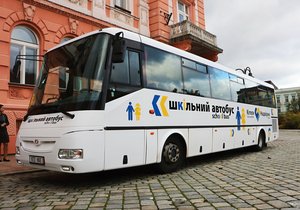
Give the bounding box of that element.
[158,137,186,173]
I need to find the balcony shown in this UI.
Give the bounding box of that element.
[170,20,223,61]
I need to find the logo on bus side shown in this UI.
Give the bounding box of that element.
[27,115,64,124]
[150,95,169,117]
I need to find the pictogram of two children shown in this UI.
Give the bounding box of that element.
[126,102,141,121]
[236,107,246,130]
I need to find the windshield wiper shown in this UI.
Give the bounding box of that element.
[23,103,47,121]
[61,110,75,119]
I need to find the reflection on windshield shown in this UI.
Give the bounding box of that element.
[28,33,110,115]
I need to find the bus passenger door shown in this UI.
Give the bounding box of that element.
[146,129,158,164]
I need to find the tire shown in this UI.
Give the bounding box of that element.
[158,136,186,173]
[254,132,265,151]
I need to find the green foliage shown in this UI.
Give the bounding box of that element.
[279,112,300,129]
[287,98,300,113]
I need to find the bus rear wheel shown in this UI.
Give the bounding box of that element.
[158,137,185,173]
[254,131,266,151]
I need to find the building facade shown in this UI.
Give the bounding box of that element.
[275,87,300,113]
[0,0,222,154]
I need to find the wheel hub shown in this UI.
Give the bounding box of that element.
[166,143,180,163]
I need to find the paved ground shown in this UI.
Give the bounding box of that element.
[0,130,299,209]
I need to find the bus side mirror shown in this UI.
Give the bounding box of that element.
[112,32,126,63]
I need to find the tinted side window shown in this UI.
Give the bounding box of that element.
[182,60,211,97]
[128,51,141,86]
[209,67,231,100]
[229,74,246,103]
[111,51,129,84]
[145,46,183,93]
[243,80,276,107]
[111,50,141,86]
[108,49,141,101]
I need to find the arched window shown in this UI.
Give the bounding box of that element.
[10,26,39,85]
[60,36,74,44]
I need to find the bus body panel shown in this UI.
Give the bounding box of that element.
[104,130,145,170]
[145,129,158,164]
[212,127,235,152]
[188,128,213,157]
[233,127,257,148]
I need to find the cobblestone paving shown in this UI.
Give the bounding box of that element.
[0,130,299,209]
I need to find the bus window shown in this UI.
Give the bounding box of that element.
[108,49,142,101]
[209,67,231,101]
[229,74,245,103]
[128,51,141,86]
[145,46,183,93]
[182,64,210,97]
[182,58,196,69]
[243,79,276,107]
[196,63,207,73]
[111,50,130,84]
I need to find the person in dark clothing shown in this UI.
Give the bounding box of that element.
[0,104,10,162]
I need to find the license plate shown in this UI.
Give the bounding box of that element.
[29,155,45,165]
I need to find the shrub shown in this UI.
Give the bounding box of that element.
[279,112,300,129]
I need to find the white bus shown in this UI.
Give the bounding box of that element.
[15,28,278,173]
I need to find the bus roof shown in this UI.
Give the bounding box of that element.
[47,27,274,89]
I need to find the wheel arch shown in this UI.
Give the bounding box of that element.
[257,127,267,145]
[157,129,188,163]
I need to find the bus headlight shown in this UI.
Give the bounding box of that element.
[58,149,83,159]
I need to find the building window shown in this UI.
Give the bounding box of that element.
[115,0,129,11]
[61,36,74,44]
[10,26,39,85]
[285,95,289,103]
[276,96,280,104]
[178,1,189,22]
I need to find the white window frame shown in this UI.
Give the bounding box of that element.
[115,0,129,11]
[177,1,189,22]
[11,32,39,85]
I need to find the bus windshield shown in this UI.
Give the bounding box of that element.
[28,33,110,116]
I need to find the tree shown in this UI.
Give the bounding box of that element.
[287,98,300,113]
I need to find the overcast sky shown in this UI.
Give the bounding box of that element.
[204,0,300,89]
